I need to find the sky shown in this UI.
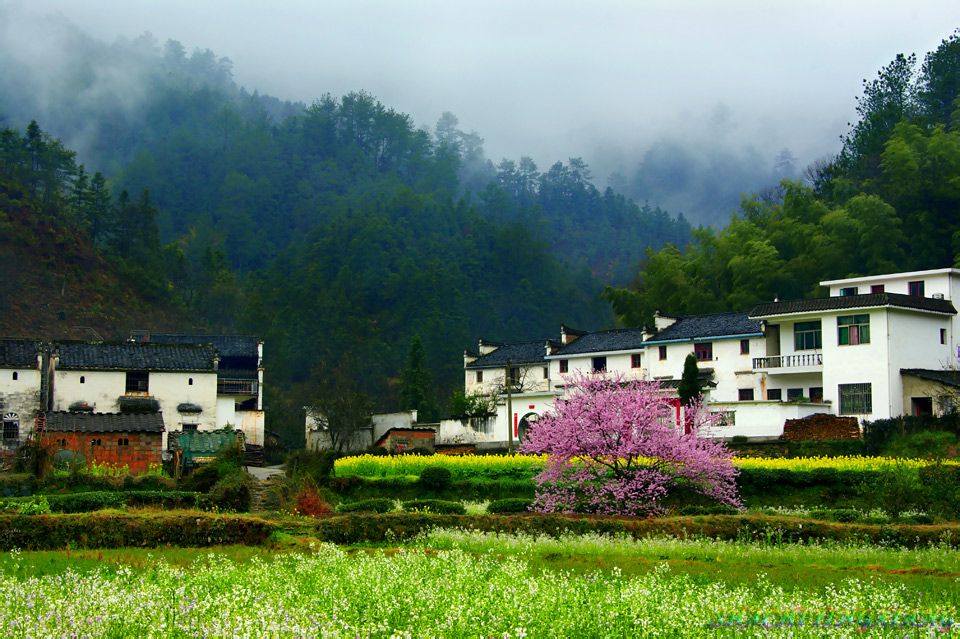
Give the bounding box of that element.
[8,0,960,179]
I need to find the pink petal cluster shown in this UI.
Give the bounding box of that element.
[519,371,741,516]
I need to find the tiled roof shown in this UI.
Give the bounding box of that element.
[44,411,165,433]
[750,293,957,318]
[466,341,549,369]
[149,334,260,358]
[901,368,960,388]
[0,339,41,368]
[644,312,762,343]
[54,342,217,372]
[554,327,647,355]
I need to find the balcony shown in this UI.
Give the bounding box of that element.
[753,353,823,373]
[217,379,259,396]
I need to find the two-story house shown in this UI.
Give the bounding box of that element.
[50,341,220,448]
[147,334,265,445]
[0,339,43,451]
[450,267,960,446]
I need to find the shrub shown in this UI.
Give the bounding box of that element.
[401,499,465,515]
[209,473,254,512]
[285,449,337,483]
[337,498,395,514]
[417,467,453,491]
[487,498,533,514]
[810,508,861,523]
[294,485,333,516]
[677,505,739,516]
[0,513,276,550]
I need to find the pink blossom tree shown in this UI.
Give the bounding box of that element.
[520,371,740,516]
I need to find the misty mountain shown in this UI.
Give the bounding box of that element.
[595,139,800,228]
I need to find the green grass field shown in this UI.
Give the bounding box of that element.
[0,530,956,636]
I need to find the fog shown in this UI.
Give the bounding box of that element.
[3,0,959,223]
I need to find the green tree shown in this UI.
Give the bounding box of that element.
[677,353,701,407]
[399,335,438,422]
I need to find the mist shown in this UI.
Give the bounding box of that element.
[3,0,959,225]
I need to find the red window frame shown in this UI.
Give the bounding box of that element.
[631,353,642,368]
[694,342,712,362]
[559,359,568,373]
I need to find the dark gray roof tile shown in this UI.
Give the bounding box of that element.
[644,312,762,343]
[0,339,41,368]
[466,341,549,369]
[148,334,261,358]
[751,293,957,318]
[54,342,217,372]
[44,411,165,433]
[554,327,647,355]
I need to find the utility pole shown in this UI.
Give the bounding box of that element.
[505,359,514,454]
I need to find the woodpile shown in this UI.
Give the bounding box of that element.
[782,413,860,441]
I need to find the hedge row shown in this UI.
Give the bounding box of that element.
[313,513,960,549]
[0,513,276,550]
[1,491,207,514]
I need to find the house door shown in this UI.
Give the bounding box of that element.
[911,397,933,416]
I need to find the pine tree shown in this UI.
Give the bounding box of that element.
[399,335,438,422]
[678,353,702,407]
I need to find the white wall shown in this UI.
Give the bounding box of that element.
[818,309,891,421]
[885,309,954,417]
[710,401,831,439]
[0,367,42,443]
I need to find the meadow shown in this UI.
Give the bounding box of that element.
[0,531,957,637]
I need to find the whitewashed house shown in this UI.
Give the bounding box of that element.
[50,341,220,447]
[0,339,43,449]
[450,267,960,445]
[147,334,265,445]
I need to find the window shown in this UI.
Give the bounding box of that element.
[509,367,520,385]
[839,382,872,414]
[2,413,19,441]
[559,360,568,374]
[838,314,870,345]
[591,356,607,373]
[740,339,750,355]
[658,345,667,361]
[476,371,483,383]
[188,377,194,386]
[809,387,823,402]
[941,329,947,345]
[183,423,199,431]
[908,280,925,297]
[11,372,17,381]
[871,284,884,293]
[794,320,822,350]
[125,371,149,394]
[713,411,735,427]
[694,342,712,362]
[839,287,858,297]
[767,388,782,401]
[79,376,85,384]
[543,367,548,379]
[738,388,754,401]
[631,353,642,368]
[118,437,129,447]
[787,388,803,401]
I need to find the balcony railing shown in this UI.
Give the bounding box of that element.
[217,379,259,396]
[753,353,823,370]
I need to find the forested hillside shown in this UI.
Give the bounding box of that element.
[0,15,696,444]
[605,30,960,327]
[0,128,185,337]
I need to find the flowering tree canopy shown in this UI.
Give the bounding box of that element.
[519,372,740,516]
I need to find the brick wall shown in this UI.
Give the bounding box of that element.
[41,431,162,474]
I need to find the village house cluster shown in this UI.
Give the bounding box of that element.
[447,268,960,450]
[0,333,264,472]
